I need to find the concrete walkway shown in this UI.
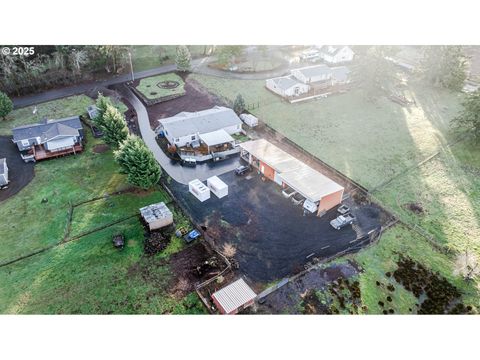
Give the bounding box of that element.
[119,85,241,185]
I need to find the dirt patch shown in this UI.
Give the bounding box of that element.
[393,256,473,314]
[92,144,109,154]
[0,135,35,202]
[167,242,227,298]
[404,202,425,215]
[147,78,225,129]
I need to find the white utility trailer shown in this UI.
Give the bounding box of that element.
[207,176,228,199]
[189,179,210,202]
[239,113,258,128]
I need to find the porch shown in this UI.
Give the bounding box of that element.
[31,143,83,161]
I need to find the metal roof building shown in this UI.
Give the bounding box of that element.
[239,139,344,213]
[157,106,242,139]
[212,278,257,314]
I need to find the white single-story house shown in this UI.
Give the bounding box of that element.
[265,76,311,97]
[239,139,344,216]
[0,158,8,186]
[317,45,355,64]
[291,65,351,85]
[156,106,242,148]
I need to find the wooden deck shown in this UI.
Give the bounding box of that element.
[32,144,83,161]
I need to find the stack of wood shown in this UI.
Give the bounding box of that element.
[144,231,169,255]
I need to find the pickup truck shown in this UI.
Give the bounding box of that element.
[330,214,356,230]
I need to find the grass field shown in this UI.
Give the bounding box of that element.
[0,95,94,135]
[130,45,207,72]
[372,139,480,254]
[0,96,205,313]
[351,224,479,314]
[190,74,464,189]
[136,73,186,100]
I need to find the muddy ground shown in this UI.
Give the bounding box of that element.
[165,241,227,299]
[146,77,224,128]
[252,261,360,314]
[0,136,35,202]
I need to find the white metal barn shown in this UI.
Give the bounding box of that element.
[207,176,228,198]
[239,113,259,128]
[188,179,210,202]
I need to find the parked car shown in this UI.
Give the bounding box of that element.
[235,164,251,176]
[330,214,356,230]
[337,204,350,215]
[184,229,201,243]
[291,192,305,206]
[182,157,197,167]
[91,125,103,138]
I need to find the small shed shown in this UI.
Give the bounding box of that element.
[188,179,210,202]
[87,105,99,120]
[0,158,8,186]
[207,176,228,198]
[212,278,257,314]
[139,202,173,231]
[239,113,258,128]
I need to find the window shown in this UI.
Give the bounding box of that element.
[21,139,30,147]
[191,135,196,140]
[165,130,168,135]
[175,138,179,143]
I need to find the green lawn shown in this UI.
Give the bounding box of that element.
[1,95,94,135]
[136,73,186,100]
[351,224,479,314]
[190,74,464,189]
[0,95,206,313]
[0,218,205,314]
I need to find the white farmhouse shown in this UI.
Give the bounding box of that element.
[156,106,242,148]
[265,76,310,98]
[317,46,355,64]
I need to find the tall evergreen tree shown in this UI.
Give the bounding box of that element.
[0,91,13,120]
[102,104,129,147]
[114,135,162,189]
[233,94,246,114]
[175,46,191,72]
[93,92,112,128]
[452,89,480,141]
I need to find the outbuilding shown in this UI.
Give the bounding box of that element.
[212,278,257,314]
[239,139,344,216]
[207,176,228,198]
[0,158,9,187]
[188,179,210,202]
[239,113,259,128]
[140,202,174,231]
[265,75,310,98]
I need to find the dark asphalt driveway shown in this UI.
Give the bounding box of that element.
[168,171,383,283]
[0,136,34,202]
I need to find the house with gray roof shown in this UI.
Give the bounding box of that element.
[317,45,355,64]
[12,116,84,162]
[291,64,351,85]
[0,158,8,187]
[156,106,242,148]
[265,75,310,98]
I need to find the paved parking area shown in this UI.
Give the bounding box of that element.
[0,136,34,202]
[168,169,385,284]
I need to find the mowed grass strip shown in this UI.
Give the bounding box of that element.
[0,219,206,314]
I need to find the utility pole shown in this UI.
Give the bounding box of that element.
[128,51,134,82]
